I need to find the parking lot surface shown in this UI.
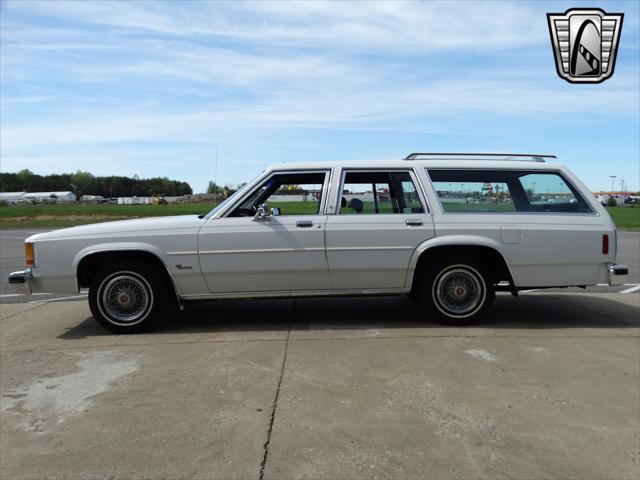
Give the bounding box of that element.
[1,292,638,479]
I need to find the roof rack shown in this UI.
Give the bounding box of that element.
[404,152,557,162]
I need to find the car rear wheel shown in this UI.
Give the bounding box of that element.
[419,259,495,325]
[89,261,168,334]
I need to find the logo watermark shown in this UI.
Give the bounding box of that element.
[547,8,623,84]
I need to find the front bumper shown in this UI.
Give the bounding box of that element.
[608,264,628,286]
[8,269,32,293]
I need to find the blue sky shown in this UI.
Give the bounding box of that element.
[1,0,638,193]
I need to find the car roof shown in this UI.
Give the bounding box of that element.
[268,159,563,171]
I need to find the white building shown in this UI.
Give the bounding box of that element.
[81,195,104,201]
[117,196,152,205]
[0,192,27,204]
[22,191,77,203]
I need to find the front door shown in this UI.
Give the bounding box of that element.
[198,171,331,294]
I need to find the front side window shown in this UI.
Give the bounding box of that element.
[339,171,425,215]
[230,172,326,217]
[428,170,592,214]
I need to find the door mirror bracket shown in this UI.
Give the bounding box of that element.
[253,204,270,221]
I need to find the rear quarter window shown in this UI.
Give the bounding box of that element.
[427,169,593,214]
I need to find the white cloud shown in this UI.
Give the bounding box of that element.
[4,0,548,52]
[1,0,638,192]
[2,76,637,155]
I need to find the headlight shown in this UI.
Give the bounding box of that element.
[25,242,35,267]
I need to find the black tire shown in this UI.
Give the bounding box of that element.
[89,261,169,334]
[418,257,495,325]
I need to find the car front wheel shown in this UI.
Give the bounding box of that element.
[419,259,495,325]
[89,261,167,334]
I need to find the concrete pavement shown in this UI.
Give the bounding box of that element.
[1,293,638,479]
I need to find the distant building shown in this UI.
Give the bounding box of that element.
[116,196,185,205]
[117,196,151,205]
[0,192,27,204]
[81,195,104,201]
[22,191,76,203]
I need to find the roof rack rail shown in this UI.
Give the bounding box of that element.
[403,152,557,162]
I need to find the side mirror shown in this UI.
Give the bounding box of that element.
[253,204,270,221]
[271,207,281,217]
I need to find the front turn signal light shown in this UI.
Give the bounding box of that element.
[25,242,35,267]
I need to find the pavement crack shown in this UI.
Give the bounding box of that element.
[0,302,48,321]
[259,299,295,480]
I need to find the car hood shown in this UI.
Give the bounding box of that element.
[28,215,206,241]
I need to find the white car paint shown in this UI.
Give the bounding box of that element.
[19,158,624,299]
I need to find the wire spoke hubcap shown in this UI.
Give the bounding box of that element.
[435,267,484,316]
[100,274,151,324]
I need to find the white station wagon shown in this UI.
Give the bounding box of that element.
[9,153,628,333]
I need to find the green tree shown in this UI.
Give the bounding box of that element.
[206,181,220,195]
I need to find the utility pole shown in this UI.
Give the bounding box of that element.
[214,147,219,204]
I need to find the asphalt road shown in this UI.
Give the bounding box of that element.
[1,292,638,479]
[1,229,638,303]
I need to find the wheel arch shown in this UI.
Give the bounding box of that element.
[406,236,518,295]
[74,244,181,301]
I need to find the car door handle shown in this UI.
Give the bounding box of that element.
[296,220,313,228]
[406,219,423,226]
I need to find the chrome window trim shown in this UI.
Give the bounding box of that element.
[425,167,598,216]
[216,168,333,219]
[336,168,430,215]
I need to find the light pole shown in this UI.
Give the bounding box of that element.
[610,175,616,195]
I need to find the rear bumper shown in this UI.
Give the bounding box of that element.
[608,264,628,286]
[8,269,32,293]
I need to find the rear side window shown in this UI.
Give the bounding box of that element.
[518,173,589,212]
[340,171,425,215]
[428,170,593,214]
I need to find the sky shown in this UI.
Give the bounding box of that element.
[1,0,638,194]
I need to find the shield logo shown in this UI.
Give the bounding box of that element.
[547,8,624,83]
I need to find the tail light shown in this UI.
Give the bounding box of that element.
[25,242,35,266]
[602,234,609,255]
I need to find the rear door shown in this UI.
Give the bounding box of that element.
[325,169,435,290]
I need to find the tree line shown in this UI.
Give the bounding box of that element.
[0,170,192,198]
[206,181,246,198]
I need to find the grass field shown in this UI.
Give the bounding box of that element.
[0,203,212,228]
[0,201,319,228]
[0,202,638,229]
[606,206,640,230]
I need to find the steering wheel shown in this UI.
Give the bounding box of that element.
[235,206,257,217]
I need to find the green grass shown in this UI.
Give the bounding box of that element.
[0,203,213,229]
[0,201,323,228]
[440,202,516,212]
[605,206,640,230]
[268,201,320,215]
[2,202,638,230]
